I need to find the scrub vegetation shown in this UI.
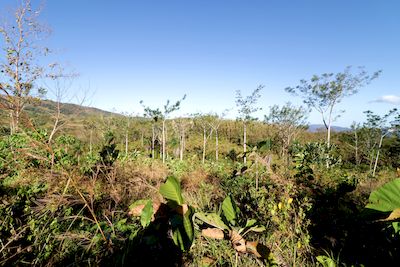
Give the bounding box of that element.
[1,1,400,266]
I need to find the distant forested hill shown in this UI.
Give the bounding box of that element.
[0,98,121,135]
[307,124,350,132]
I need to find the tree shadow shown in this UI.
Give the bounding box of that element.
[307,183,400,266]
[103,205,184,267]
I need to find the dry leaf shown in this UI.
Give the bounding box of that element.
[129,200,161,220]
[201,257,215,266]
[229,230,246,253]
[202,228,224,239]
[378,208,400,222]
[246,241,261,257]
[129,204,145,216]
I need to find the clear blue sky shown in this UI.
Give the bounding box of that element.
[1,0,400,126]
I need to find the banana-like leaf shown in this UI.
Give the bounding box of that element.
[366,178,400,212]
[160,176,184,205]
[140,200,153,228]
[128,199,154,228]
[194,212,229,230]
[222,195,238,225]
[183,210,194,242]
[172,227,185,251]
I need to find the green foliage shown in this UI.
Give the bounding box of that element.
[99,131,119,166]
[0,130,50,175]
[53,134,82,167]
[221,195,239,225]
[160,175,184,205]
[131,176,195,252]
[194,212,230,230]
[366,178,400,234]
[366,178,400,212]
[194,195,272,263]
[291,142,342,180]
[130,200,153,228]
[316,255,337,267]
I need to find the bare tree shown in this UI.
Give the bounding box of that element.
[84,118,98,154]
[172,116,193,161]
[0,0,51,133]
[361,109,398,174]
[265,102,308,163]
[140,94,186,163]
[194,113,214,164]
[207,110,228,161]
[43,65,79,143]
[140,104,162,159]
[360,108,399,176]
[235,85,263,164]
[119,112,134,156]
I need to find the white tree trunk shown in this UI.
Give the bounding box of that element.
[243,123,247,164]
[373,134,384,177]
[327,123,332,148]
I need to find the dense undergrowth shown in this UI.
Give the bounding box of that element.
[0,129,399,267]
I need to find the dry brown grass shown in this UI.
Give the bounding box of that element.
[180,167,210,192]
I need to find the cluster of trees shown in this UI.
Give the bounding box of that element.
[1,0,399,173]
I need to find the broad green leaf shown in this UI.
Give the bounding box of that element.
[366,179,400,212]
[316,255,336,267]
[159,176,184,205]
[245,219,257,228]
[248,225,266,233]
[241,223,266,236]
[140,200,153,228]
[172,228,185,251]
[129,199,149,216]
[194,212,229,230]
[393,222,400,233]
[183,210,194,242]
[222,195,237,225]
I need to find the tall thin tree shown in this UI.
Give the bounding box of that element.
[235,85,263,164]
[140,94,186,163]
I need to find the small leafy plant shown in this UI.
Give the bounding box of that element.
[193,195,274,263]
[129,176,194,251]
